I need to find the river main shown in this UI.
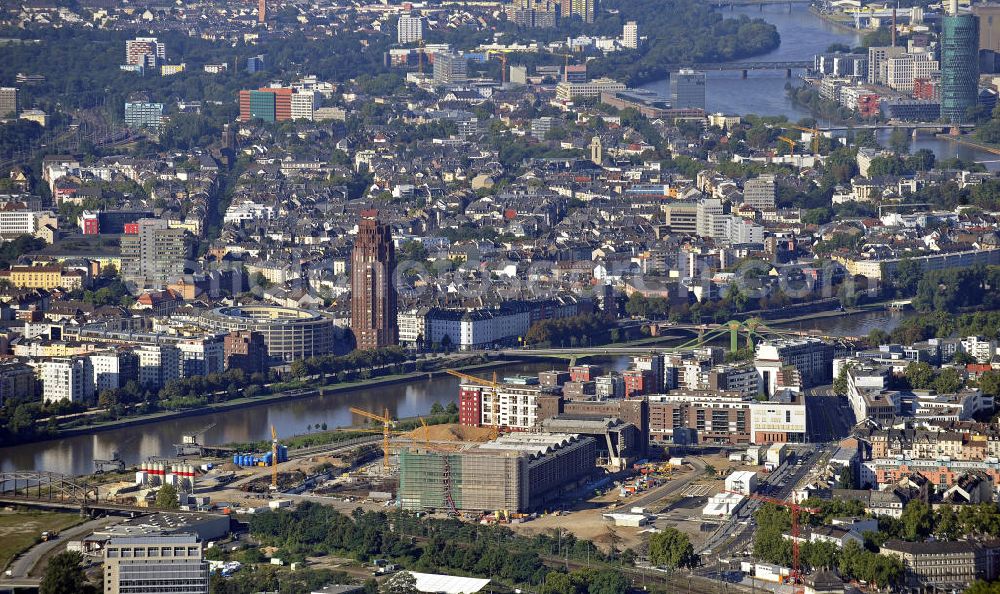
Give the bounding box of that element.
[0,309,911,476]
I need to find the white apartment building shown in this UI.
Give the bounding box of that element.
[290,90,316,121]
[885,53,939,93]
[961,336,997,363]
[695,198,727,239]
[41,357,92,404]
[472,378,544,430]
[727,217,764,245]
[223,200,275,224]
[176,337,224,377]
[622,21,638,49]
[398,13,425,44]
[137,344,181,389]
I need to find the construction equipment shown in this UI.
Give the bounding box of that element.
[270,425,279,490]
[417,40,425,75]
[445,369,500,440]
[94,452,126,474]
[777,136,797,155]
[734,492,820,593]
[780,124,822,153]
[552,52,573,82]
[419,417,430,448]
[174,422,217,456]
[349,407,395,470]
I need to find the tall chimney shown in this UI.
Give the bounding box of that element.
[891,8,897,46]
[258,0,266,25]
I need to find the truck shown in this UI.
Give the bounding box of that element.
[41,531,58,542]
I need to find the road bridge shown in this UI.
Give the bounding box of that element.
[681,60,812,78]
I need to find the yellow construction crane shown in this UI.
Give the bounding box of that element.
[551,52,574,82]
[419,417,430,448]
[778,135,798,155]
[417,39,425,75]
[349,407,395,470]
[445,369,500,440]
[781,124,822,153]
[270,425,278,490]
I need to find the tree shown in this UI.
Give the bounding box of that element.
[833,365,851,396]
[894,258,924,296]
[903,361,935,390]
[540,571,578,594]
[980,371,1000,398]
[648,527,696,569]
[867,328,890,347]
[156,484,181,509]
[933,367,962,394]
[40,552,95,594]
[888,128,911,154]
[899,500,933,541]
[380,572,417,594]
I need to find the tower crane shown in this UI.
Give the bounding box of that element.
[780,124,822,153]
[729,491,819,593]
[551,52,574,82]
[445,369,500,440]
[349,407,395,470]
[777,136,798,156]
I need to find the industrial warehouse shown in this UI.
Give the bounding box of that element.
[398,433,597,513]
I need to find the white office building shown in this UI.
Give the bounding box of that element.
[41,357,93,404]
[137,344,181,389]
[398,13,425,44]
[104,534,209,594]
[290,90,316,121]
[622,21,638,49]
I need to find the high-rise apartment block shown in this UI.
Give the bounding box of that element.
[290,90,316,121]
[670,69,706,111]
[103,534,209,594]
[0,87,18,118]
[124,102,164,131]
[433,52,468,86]
[743,175,776,210]
[246,55,265,73]
[41,357,92,404]
[509,0,558,28]
[398,13,425,44]
[120,218,191,288]
[622,21,638,49]
[224,331,269,374]
[351,210,398,351]
[867,46,906,84]
[561,0,595,23]
[941,5,980,123]
[125,37,166,68]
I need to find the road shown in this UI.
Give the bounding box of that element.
[2,516,119,584]
[697,443,835,558]
[805,387,856,443]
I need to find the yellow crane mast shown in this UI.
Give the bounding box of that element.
[349,407,395,470]
[445,369,500,440]
[270,425,278,490]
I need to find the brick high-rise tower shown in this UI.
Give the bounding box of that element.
[351,210,398,350]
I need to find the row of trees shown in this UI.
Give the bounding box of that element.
[289,347,411,380]
[524,314,613,347]
[248,504,628,591]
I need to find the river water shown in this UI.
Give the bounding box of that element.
[0,309,910,476]
[641,5,1000,171]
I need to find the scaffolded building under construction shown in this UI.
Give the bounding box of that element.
[398,433,597,513]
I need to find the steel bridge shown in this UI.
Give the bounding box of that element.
[0,471,98,506]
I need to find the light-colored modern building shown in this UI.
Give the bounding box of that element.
[622,21,638,49]
[398,13,425,44]
[670,69,706,110]
[0,87,18,118]
[103,534,209,594]
[433,52,468,86]
[200,306,339,362]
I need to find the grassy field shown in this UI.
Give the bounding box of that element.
[0,511,84,570]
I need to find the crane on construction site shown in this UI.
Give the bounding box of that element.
[730,491,819,593]
[551,52,575,82]
[779,124,822,153]
[270,425,279,490]
[445,369,500,440]
[777,136,798,156]
[349,407,395,470]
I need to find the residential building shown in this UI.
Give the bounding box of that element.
[246,55,265,73]
[0,265,86,290]
[91,350,140,394]
[755,338,834,393]
[880,540,999,592]
[0,87,17,117]
[560,0,595,22]
[41,357,92,404]
[648,392,752,445]
[695,197,726,239]
[290,90,315,121]
[397,13,425,44]
[670,69,706,111]
[351,210,398,350]
[124,102,164,131]
[0,361,39,405]
[223,331,269,374]
[125,37,165,67]
[941,7,980,122]
[867,46,906,84]
[743,175,776,210]
[749,391,808,443]
[120,218,191,288]
[433,53,468,86]
[103,534,209,594]
[136,344,181,389]
[622,21,638,49]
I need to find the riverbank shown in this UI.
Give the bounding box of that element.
[934,133,1000,157]
[808,5,861,33]
[34,357,522,445]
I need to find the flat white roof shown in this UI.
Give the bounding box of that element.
[409,572,491,594]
